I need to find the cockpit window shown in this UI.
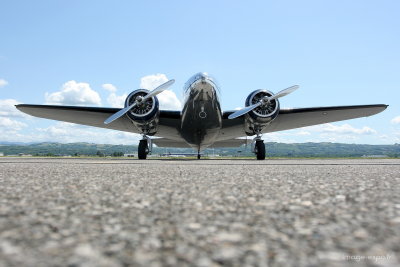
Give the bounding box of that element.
[184,72,220,93]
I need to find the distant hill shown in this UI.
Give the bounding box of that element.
[0,142,399,157]
[0,141,35,145]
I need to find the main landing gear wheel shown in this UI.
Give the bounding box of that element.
[138,139,148,159]
[255,140,266,160]
[197,154,201,160]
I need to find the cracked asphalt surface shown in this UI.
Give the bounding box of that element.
[0,158,399,266]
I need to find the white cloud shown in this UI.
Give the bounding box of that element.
[379,134,390,141]
[45,80,101,106]
[140,73,169,90]
[102,83,117,93]
[262,132,297,143]
[102,83,128,108]
[0,79,8,87]
[107,92,128,108]
[0,117,27,143]
[0,117,27,130]
[296,130,311,136]
[34,122,141,144]
[102,76,181,110]
[0,118,142,144]
[0,99,29,118]
[261,123,380,143]
[139,73,181,110]
[157,90,181,110]
[391,116,400,124]
[319,123,377,135]
[394,131,400,141]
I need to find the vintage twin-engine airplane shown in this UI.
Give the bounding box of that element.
[16,72,387,160]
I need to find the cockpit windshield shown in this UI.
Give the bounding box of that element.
[184,72,220,94]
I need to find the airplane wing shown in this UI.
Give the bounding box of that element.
[220,104,388,139]
[15,104,182,140]
[16,104,388,146]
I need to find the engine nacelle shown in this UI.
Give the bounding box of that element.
[244,89,280,135]
[125,89,159,135]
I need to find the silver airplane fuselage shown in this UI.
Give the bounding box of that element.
[180,72,222,151]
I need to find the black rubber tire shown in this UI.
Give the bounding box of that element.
[255,140,266,160]
[197,154,201,160]
[138,140,148,160]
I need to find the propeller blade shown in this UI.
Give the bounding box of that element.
[268,85,299,101]
[104,102,137,124]
[143,79,175,101]
[228,102,262,119]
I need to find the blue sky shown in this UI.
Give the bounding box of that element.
[1,0,399,145]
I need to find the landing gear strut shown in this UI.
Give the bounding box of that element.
[138,135,152,160]
[197,150,201,159]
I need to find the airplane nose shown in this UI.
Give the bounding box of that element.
[198,72,209,81]
[184,72,220,101]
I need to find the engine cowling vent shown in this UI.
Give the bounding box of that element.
[245,89,280,121]
[125,89,159,122]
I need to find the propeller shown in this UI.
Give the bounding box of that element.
[228,85,299,119]
[228,102,263,120]
[104,79,175,124]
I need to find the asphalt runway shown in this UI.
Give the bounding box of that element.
[0,158,399,266]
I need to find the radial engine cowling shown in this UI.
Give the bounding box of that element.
[244,89,280,134]
[125,89,160,135]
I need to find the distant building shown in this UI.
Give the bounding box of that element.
[161,153,203,157]
[0,152,4,156]
[362,155,387,158]
[124,153,136,157]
